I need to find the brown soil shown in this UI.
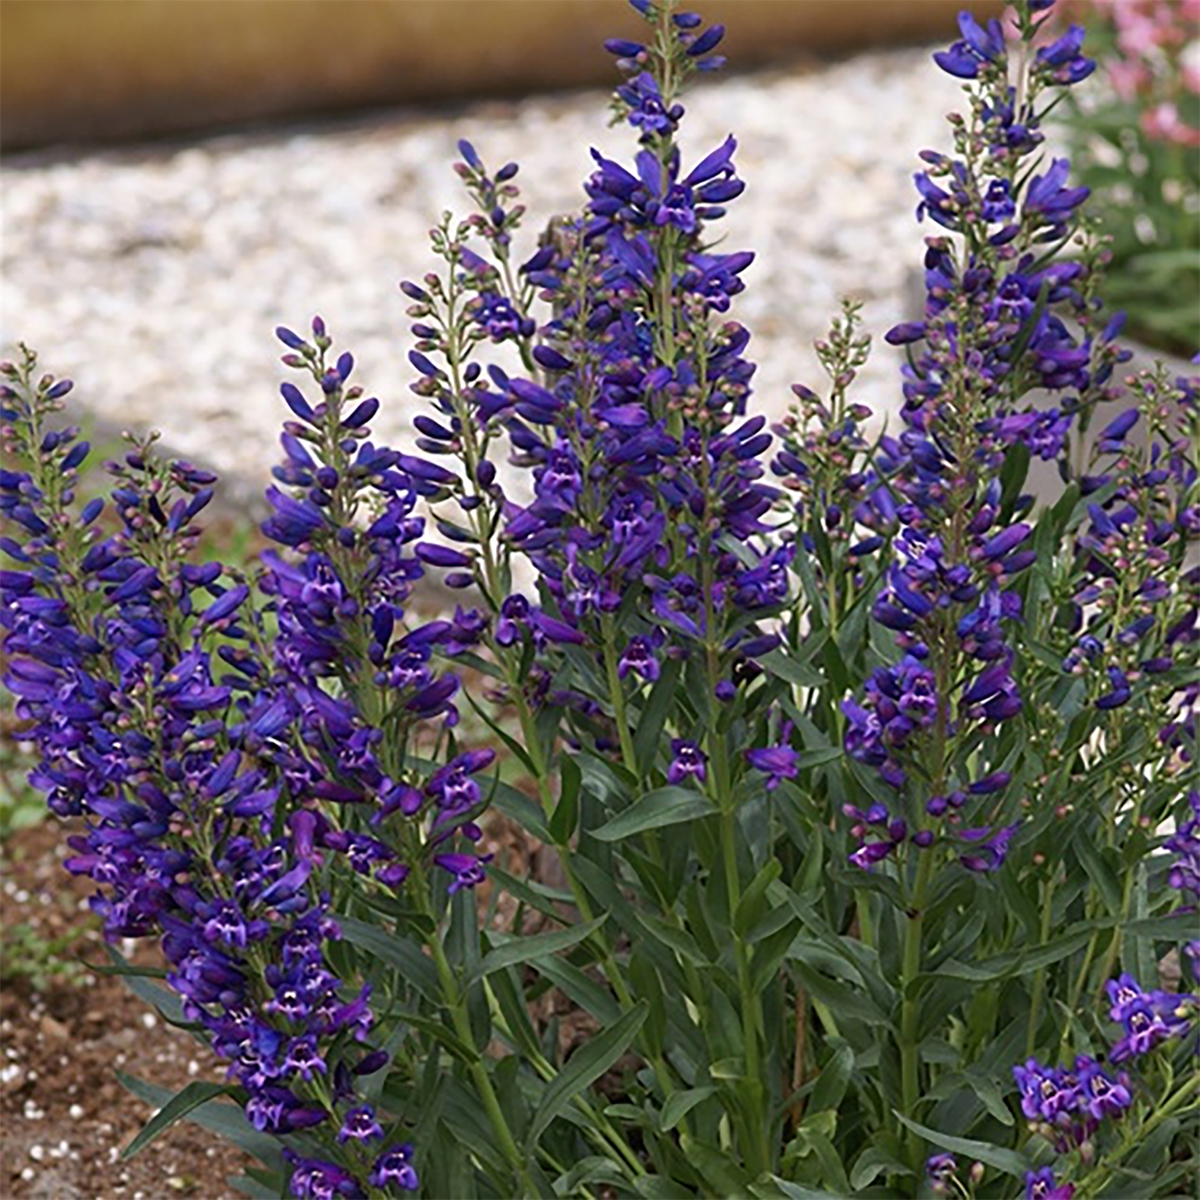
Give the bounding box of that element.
[0,820,249,1200]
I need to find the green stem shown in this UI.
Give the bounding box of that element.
[510,674,688,1129]
[516,1032,648,1179]
[900,846,936,1168]
[1094,794,1145,996]
[1059,924,1100,1061]
[1026,870,1058,1057]
[427,908,534,1194]
[718,799,771,1176]
[601,625,638,773]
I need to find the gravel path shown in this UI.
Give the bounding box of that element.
[2,47,963,500]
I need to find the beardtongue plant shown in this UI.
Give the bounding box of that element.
[2,1,1198,1197]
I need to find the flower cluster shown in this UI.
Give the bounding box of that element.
[0,334,493,1193]
[1105,971,1197,1061]
[1012,971,1197,1194]
[4,1,1198,1196]
[769,302,900,620]
[1014,1051,1132,1133]
[398,0,790,785]
[0,355,387,1157]
[1063,366,1198,734]
[835,0,1129,871]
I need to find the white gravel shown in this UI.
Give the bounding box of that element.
[1,48,962,494]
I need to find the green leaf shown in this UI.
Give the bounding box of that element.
[531,955,622,1025]
[660,1086,717,1132]
[106,947,188,1027]
[1075,832,1122,913]
[964,1070,1015,1128]
[460,686,536,772]
[921,925,1094,986]
[548,756,581,844]
[117,1073,284,1168]
[227,1175,281,1199]
[489,777,551,842]
[849,1144,913,1191]
[527,1001,649,1147]
[473,914,607,981]
[634,657,683,777]
[808,1040,853,1114]
[554,1156,629,1194]
[399,1011,481,1064]
[1123,911,1198,942]
[590,787,715,842]
[892,1113,1029,1177]
[790,960,889,1027]
[799,746,842,769]
[85,959,168,978]
[490,867,574,921]
[734,860,782,937]
[679,1135,751,1194]
[636,1176,693,1198]
[339,915,439,1000]
[634,911,709,965]
[760,649,825,689]
[121,1080,234,1159]
[749,1178,842,1200]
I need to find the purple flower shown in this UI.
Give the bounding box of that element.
[1166,791,1200,895]
[337,1104,384,1145]
[616,72,683,139]
[618,634,661,683]
[1013,1058,1078,1123]
[747,724,799,791]
[1074,1056,1131,1121]
[426,748,496,814]
[958,822,1019,872]
[1108,980,1196,1062]
[933,12,1005,79]
[1035,24,1095,85]
[667,739,707,785]
[1026,1168,1074,1200]
[370,1144,419,1192]
[926,1153,957,1192]
[435,852,494,895]
[286,1153,364,1200]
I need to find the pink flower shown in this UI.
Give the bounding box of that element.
[1141,101,1200,146]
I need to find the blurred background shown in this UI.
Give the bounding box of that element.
[0,0,1193,520]
[1,0,991,508]
[2,1,991,148]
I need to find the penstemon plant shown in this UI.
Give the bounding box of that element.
[2,2,1197,1198]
